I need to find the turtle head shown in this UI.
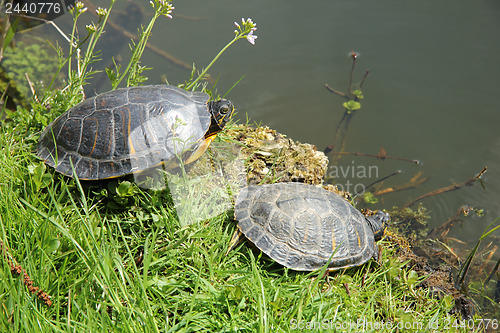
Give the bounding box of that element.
[365,210,390,241]
[207,99,234,135]
[185,99,234,165]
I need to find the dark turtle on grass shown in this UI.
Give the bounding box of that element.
[37,85,234,180]
[233,182,390,271]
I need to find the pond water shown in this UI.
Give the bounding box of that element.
[6,0,500,278]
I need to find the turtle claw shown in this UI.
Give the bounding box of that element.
[226,229,245,255]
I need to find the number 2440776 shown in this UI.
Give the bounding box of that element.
[5,2,62,15]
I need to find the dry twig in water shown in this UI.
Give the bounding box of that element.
[402,166,487,209]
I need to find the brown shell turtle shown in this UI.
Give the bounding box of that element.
[37,85,234,180]
[233,182,389,271]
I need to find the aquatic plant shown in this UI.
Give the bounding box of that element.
[1,41,61,100]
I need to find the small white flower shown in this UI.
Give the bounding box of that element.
[234,21,240,28]
[96,7,107,17]
[246,30,258,45]
[85,23,97,33]
[166,6,174,18]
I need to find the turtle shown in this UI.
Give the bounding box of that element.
[233,182,390,271]
[37,85,234,180]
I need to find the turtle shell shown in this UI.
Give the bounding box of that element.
[37,85,212,180]
[234,182,377,271]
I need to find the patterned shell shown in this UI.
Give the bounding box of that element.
[37,85,211,180]
[234,182,377,271]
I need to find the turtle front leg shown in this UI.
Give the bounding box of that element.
[226,229,246,255]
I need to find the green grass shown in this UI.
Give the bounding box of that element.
[0,125,478,332]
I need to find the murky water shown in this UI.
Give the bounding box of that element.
[5,0,500,263]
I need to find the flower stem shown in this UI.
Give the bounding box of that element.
[112,10,161,89]
[185,35,241,91]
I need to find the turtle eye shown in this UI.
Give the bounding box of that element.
[220,107,229,115]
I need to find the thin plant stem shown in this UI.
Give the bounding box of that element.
[347,56,357,97]
[112,10,161,89]
[185,36,240,91]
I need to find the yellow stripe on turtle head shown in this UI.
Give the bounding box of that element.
[185,134,217,164]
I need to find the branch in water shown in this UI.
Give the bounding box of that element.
[402,166,487,209]
[327,150,422,165]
